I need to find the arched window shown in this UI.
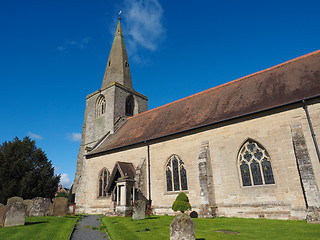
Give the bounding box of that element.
[125,95,134,116]
[238,139,275,187]
[96,95,106,117]
[166,155,188,192]
[98,168,110,197]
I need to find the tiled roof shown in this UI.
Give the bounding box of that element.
[88,50,320,156]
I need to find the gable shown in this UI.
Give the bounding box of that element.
[88,50,320,156]
[105,162,135,193]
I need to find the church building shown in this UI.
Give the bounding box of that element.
[73,17,320,220]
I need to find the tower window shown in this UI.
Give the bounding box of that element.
[125,95,134,116]
[166,155,188,192]
[238,139,275,187]
[96,95,106,117]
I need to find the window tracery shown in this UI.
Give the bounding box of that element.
[166,155,188,192]
[98,168,110,197]
[238,139,275,187]
[96,95,106,117]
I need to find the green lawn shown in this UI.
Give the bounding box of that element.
[101,216,320,240]
[0,216,79,240]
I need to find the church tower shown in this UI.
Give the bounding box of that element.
[73,17,148,210]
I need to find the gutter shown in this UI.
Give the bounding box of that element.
[87,94,320,157]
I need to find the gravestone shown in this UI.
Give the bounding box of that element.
[23,199,32,217]
[4,202,26,227]
[7,196,24,206]
[0,204,6,228]
[132,200,146,220]
[53,197,68,216]
[29,197,51,217]
[170,213,195,240]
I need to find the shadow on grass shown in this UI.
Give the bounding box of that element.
[145,216,160,220]
[25,221,49,225]
[196,238,206,240]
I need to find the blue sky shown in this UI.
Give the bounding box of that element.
[1,0,319,188]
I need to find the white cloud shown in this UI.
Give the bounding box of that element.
[68,133,82,142]
[60,173,72,189]
[28,131,43,140]
[57,37,91,52]
[124,0,165,53]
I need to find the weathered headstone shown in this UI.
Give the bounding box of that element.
[29,197,51,217]
[7,196,24,206]
[53,197,68,216]
[4,202,26,227]
[170,213,195,240]
[23,199,32,217]
[132,200,146,220]
[0,204,6,228]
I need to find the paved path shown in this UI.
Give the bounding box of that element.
[71,215,109,240]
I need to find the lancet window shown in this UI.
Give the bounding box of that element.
[166,155,188,192]
[98,168,110,197]
[96,95,106,117]
[238,139,275,187]
[125,95,134,116]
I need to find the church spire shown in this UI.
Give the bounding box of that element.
[101,15,133,89]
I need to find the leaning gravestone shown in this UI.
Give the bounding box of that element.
[132,200,146,220]
[4,202,26,227]
[7,196,24,206]
[0,203,6,228]
[29,197,51,217]
[53,197,68,216]
[170,213,195,240]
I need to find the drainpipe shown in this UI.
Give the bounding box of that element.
[144,141,152,205]
[302,100,320,163]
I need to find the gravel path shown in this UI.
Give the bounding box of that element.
[70,215,109,240]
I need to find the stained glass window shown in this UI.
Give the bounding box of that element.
[98,168,110,197]
[238,139,275,187]
[166,155,188,192]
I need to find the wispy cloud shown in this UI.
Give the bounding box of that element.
[28,131,43,140]
[57,37,91,52]
[67,133,82,142]
[60,173,72,188]
[124,0,165,54]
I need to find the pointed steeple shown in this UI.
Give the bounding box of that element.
[101,16,133,89]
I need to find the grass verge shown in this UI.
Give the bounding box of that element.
[0,215,79,240]
[101,215,320,240]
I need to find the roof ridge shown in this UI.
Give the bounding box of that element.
[127,49,320,120]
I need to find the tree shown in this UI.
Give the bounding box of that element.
[0,137,60,204]
[172,192,191,213]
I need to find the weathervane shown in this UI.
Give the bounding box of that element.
[119,10,122,20]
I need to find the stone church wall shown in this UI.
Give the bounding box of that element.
[79,101,320,219]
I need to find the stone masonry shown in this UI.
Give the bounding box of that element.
[198,140,216,217]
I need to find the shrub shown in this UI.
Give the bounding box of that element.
[55,191,69,199]
[172,192,191,213]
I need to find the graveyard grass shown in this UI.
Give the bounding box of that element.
[0,215,79,240]
[101,215,320,240]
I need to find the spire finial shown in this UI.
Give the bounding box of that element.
[119,10,122,20]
